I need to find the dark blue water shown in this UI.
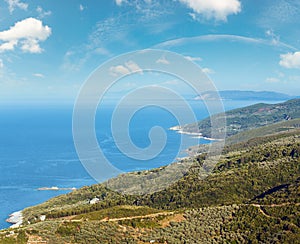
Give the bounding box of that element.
[0,100,281,229]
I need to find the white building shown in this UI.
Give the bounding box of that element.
[89,197,100,204]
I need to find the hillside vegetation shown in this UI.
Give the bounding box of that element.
[1,100,300,243]
[182,98,300,138]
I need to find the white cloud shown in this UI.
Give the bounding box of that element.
[155,34,296,51]
[110,65,130,76]
[0,59,3,69]
[279,52,300,69]
[179,0,241,21]
[163,79,179,85]
[202,67,214,74]
[184,55,202,62]
[156,57,170,65]
[0,40,17,52]
[21,39,42,53]
[5,0,28,14]
[79,4,85,11]
[265,29,281,46]
[33,73,45,78]
[125,61,143,73]
[63,1,170,72]
[0,18,51,53]
[114,0,167,24]
[115,0,126,6]
[36,6,52,18]
[258,0,300,29]
[265,29,274,37]
[94,47,110,56]
[0,18,51,41]
[110,61,142,76]
[188,12,197,20]
[266,77,280,83]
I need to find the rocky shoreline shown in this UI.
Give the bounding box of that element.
[169,125,218,141]
[169,125,203,136]
[6,211,23,228]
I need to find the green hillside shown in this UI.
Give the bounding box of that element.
[182,98,300,138]
[225,118,300,145]
[1,127,299,243]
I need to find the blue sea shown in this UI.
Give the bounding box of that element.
[0,100,282,229]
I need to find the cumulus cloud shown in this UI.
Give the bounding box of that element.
[179,0,241,21]
[279,52,300,69]
[5,0,28,13]
[21,39,42,53]
[110,61,142,76]
[0,18,51,53]
[0,40,17,52]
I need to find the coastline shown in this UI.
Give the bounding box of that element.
[6,211,23,228]
[169,125,203,136]
[37,186,76,191]
[169,125,218,141]
[5,186,77,228]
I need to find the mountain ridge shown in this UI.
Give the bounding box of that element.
[181,98,300,138]
[194,90,298,101]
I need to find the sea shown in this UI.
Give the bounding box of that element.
[0,99,283,229]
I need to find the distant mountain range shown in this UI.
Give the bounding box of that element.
[194,90,298,101]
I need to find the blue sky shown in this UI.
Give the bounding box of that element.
[0,0,300,104]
